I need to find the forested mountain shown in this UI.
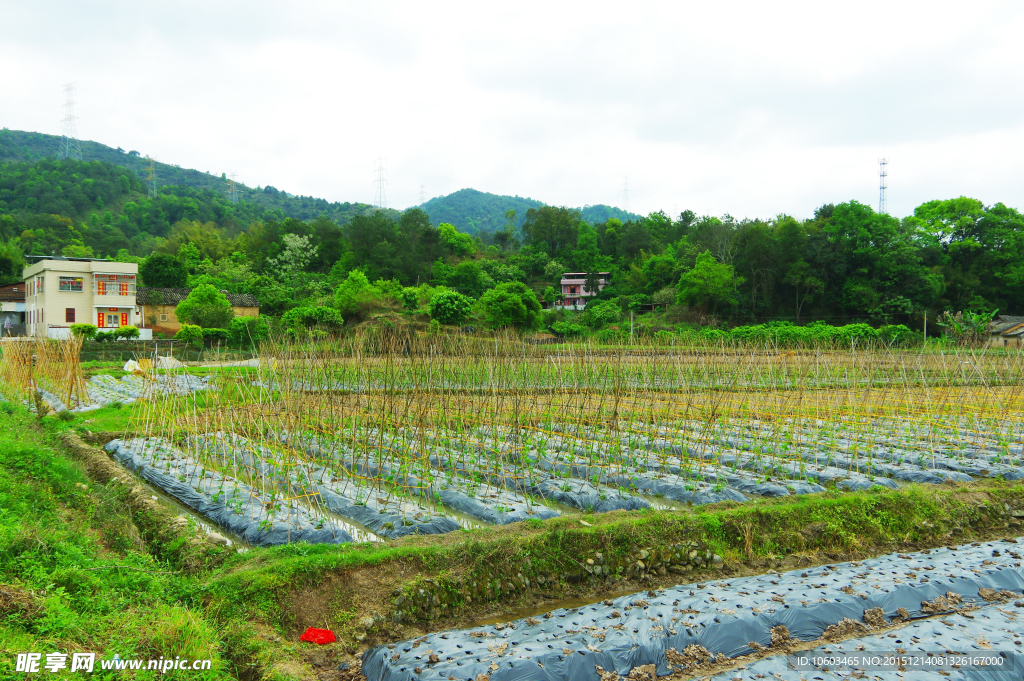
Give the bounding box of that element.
[418,187,640,239]
[1,127,1021,329]
[0,128,398,225]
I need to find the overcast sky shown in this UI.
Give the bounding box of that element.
[2,1,1023,220]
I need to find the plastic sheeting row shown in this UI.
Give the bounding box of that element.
[363,539,1024,681]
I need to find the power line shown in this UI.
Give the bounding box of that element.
[56,83,82,161]
[373,157,388,209]
[878,157,888,214]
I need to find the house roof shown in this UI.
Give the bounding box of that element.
[989,315,1024,334]
[137,287,260,308]
[0,283,25,302]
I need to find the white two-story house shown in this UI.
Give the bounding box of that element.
[23,257,143,339]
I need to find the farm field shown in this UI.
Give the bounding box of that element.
[2,334,1023,681]
[5,334,1021,548]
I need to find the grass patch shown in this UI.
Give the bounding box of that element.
[0,406,309,679]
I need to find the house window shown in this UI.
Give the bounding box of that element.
[66,308,75,323]
[119,282,129,296]
[59,277,84,292]
[159,314,168,322]
[97,281,107,295]
[36,277,44,293]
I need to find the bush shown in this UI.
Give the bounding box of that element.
[282,306,344,331]
[114,325,139,340]
[551,321,587,337]
[835,323,878,346]
[400,287,419,311]
[229,315,270,345]
[69,323,97,340]
[175,324,204,345]
[429,290,474,325]
[878,324,918,347]
[725,321,881,347]
[334,270,386,322]
[477,282,542,330]
[94,331,115,343]
[595,328,623,343]
[653,329,675,345]
[176,284,234,328]
[201,328,229,345]
[585,300,620,328]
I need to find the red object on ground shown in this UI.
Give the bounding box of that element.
[300,627,336,645]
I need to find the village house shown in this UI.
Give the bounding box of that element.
[0,282,26,336]
[988,315,1024,347]
[22,256,143,339]
[136,287,260,336]
[556,272,611,310]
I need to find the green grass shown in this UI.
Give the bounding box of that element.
[0,406,305,680]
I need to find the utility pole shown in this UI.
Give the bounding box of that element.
[373,157,388,209]
[57,83,83,161]
[878,158,888,214]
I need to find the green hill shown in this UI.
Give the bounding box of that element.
[417,188,641,238]
[0,128,399,225]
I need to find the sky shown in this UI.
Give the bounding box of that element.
[2,1,1023,221]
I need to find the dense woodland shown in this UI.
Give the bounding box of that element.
[1,127,1021,338]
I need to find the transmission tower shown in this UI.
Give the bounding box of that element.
[373,157,388,209]
[146,156,157,197]
[878,158,889,214]
[419,184,426,204]
[622,175,631,213]
[57,83,83,161]
[228,172,239,204]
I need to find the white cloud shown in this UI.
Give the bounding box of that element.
[1,0,1022,219]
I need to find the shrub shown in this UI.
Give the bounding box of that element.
[477,282,542,330]
[835,323,878,346]
[626,294,651,312]
[94,331,115,343]
[201,328,229,345]
[175,324,204,345]
[585,300,620,328]
[596,328,623,343]
[114,325,140,340]
[399,287,419,311]
[282,306,344,331]
[176,284,234,328]
[228,315,270,345]
[551,321,587,338]
[653,329,675,345]
[429,290,474,325]
[878,324,918,347]
[69,323,97,340]
[334,270,386,322]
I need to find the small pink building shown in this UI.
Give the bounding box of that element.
[558,272,610,309]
